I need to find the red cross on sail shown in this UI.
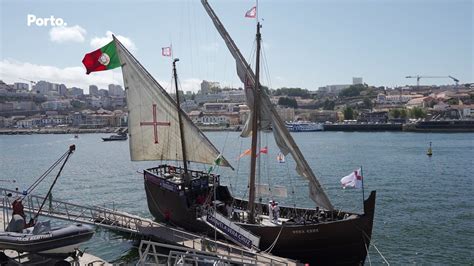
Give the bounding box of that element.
[140,104,170,144]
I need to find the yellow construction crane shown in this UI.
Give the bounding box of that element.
[405,75,459,86]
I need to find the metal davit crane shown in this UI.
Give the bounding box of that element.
[405,75,460,86]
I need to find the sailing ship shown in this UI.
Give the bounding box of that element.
[108,1,376,264]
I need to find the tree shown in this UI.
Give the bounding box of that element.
[209,86,222,94]
[339,84,367,98]
[343,107,354,120]
[363,97,373,109]
[409,107,426,119]
[71,100,85,109]
[278,97,298,108]
[400,109,407,118]
[447,98,459,105]
[323,99,335,110]
[390,109,401,118]
[274,87,310,98]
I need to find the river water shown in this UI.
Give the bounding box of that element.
[0,132,472,264]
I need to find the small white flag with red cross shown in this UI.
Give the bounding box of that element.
[162,47,172,57]
[340,168,363,189]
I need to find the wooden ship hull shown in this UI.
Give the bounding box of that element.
[143,165,376,265]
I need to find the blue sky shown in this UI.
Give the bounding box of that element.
[0,0,472,93]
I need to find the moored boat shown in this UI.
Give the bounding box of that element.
[0,223,94,258]
[285,121,323,132]
[102,133,127,141]
[0,145,94,260]
[85,3,377,263]
[143,165,375,264]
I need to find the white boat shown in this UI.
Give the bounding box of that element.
[285,121,323,132]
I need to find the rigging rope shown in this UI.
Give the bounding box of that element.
[212,130,230,176]
[262,223,284,253]
[264,132,272,202]
[256,127,262,206]
[231,137,244,195]
[285,157,297,215]
[357,223,390,265]
[364,236,372,266]
[371,242,390,265]
[230,137,243,209]
[261,38,273,91]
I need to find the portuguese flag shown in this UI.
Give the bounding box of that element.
[82,40,121,74]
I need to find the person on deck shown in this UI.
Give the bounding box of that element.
[268,201,274,221]
[273,202,280,222]
[6,200,34,233]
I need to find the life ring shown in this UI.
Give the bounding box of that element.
[169,166,175,174]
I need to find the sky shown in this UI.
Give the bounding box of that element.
[0,0,472,94]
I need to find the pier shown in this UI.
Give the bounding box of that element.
[0,188,298,265]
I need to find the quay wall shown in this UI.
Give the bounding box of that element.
[0,128,117,135]
[323,123,403,131]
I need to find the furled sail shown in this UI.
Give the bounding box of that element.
[201,0,333,210]
[113,37,232,168]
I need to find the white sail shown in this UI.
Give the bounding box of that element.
[201,0,334,210]
[113,37,232,168]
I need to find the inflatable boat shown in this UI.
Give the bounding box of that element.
[0,223,94,258]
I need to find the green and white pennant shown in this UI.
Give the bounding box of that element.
[208,154,223,174]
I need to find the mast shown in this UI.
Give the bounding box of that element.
[173,58,189,180]
[201,0,334,210]
[248,22,262,223]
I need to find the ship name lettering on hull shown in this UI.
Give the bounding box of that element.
[292,228,319,234]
